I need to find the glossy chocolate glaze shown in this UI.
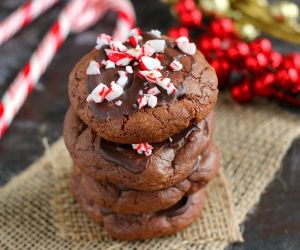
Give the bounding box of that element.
[100,195,191,217]
[97,122,201,174]
[87,33,195,121]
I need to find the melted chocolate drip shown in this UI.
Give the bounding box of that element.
[87,32,195,121]
[98,124,200,174]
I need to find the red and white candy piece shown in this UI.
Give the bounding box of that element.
[169,60,183,71]
[105,49,133,66]
[176,36,196,55]
[86,83,108,103]
[147,87,160,96]
[145,40,165,53]
[150,29,161,38]
[110,40,127,52]
[115,100,123,106]
[128,35,142,47]
[157,78,177,94]
[86,60,101,75]
[139,56,162,70]
[132,143,153,156]
[102,60,115,69]
[128,27,142,37]
[96,34,112,49]
[141,44,156,57]
[137,94,157,109]
[105,81,124,101]
[126,45,142,58]
[126,66,133,74]
[137,95,147,109]
[116,71,128,87]
[138,70,162,83]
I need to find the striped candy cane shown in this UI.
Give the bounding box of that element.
[0,0,135,138]
[0,0,60,46]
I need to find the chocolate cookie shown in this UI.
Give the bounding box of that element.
[68,32,218,144]
[70,176,205,240]
[64,107,215,191]
[72,143,219,215]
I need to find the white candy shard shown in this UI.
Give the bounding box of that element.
[110,40,127,52]
[176,36,196,55]
[115,100,123,106]
[144,94,157,108]
[137,95,147,109]
[116,73,128,87]
[126,45,142,58]
[139,56,162,70]
[126,66,133,74]
[169,60,183,71]
[138,90,144,95]
[105,49,134,66]
[157,78,177,94]
[86,83,108,103]
[105,81,124,101]
[128,27,142,37]
[145,39,165,53]
[86,60,100,75]
[141,44,156,57]
[96,34,112,49]
[102,60,116,69]
[150,29,161,38]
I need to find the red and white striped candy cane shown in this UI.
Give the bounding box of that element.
[0,0,60,46]
[0,0,135,138]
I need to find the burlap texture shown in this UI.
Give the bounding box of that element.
[0,95,299,250]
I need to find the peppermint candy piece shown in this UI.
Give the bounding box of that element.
[105,49,134,66]
[105,81,124,101]
[96,34,112,49]
[128,35,142,47]
[138,70,162,83]
[110,40,127,52]
[102,60,115,69]
[169,60,183,71]
[176,36,196,55]
[139,56,162,71]
[141,44,156,57]
[126,66,133,74]
[86,83,108,103]
[132,143,153,156]
[116,71,128,87]
[128,27,142,37]
[147,87,161,96]
[137,95,147,109]
[150,29,161,38]
[144,94,157,108]
[115,100,123,106]
[157,78,177,94]
[86,60,100,75]
[145,40,165,53]
[126,45,142,58]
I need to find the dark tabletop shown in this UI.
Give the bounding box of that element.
[0,0,300,249]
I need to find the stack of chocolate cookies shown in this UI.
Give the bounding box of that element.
[64,28,219,240]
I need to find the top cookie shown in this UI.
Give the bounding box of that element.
[69,28,218,144]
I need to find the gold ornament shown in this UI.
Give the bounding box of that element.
[238,23,260,40]
[198,0,230,15]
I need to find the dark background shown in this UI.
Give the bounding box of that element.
[0,0,300,249]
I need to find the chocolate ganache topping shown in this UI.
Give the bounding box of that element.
[97,119,209,174]
[87,32,196,121]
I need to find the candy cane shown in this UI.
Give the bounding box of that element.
[0,0,135,138]
[0,0,60,46]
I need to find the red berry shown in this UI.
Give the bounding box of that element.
[211,37,221,50]
[227,46,240,61]
[253,73,275,97]
[269,51,283,69]
[175,0,196,14]
[245,53,268,72]
[276,68,298,89]
[210,18,235,38]
[197,35,212,52]
[250,38,272,55]
[167,27,189,39]
[236,42,250,57]
[210,58,230,89]
[190,9,202,26]
[283,53,300,71]
[179,9,202,27]
[285,96,300,106]
[231,80,253,103]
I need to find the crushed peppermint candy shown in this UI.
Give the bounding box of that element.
[126,66,133,74]
[145,39,165,53]
[141,44,155,57]
[176,36,196,55]
[137,95,147,109]
[126,45,142,58]
[137,94,157,109]
[138,70,162,83]
[147,87,160,96]
[87,81,123,103]
[128,27,142,37]
[86,60,100,75]
[105,49,133,66]
[116,71,128,87]
[169,60,183,71]
[157,78,177,94]
[150,29,161,38]
[115,100,123,106]
[95,34,112,49]
[132,143,153,156]
[138,90,144,95]
[139,56,162,71]
[110,40,127,52]
[102,60,116,69]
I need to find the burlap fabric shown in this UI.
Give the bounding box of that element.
[1,95,299,250]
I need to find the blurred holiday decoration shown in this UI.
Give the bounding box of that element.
[162,0,300,106]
